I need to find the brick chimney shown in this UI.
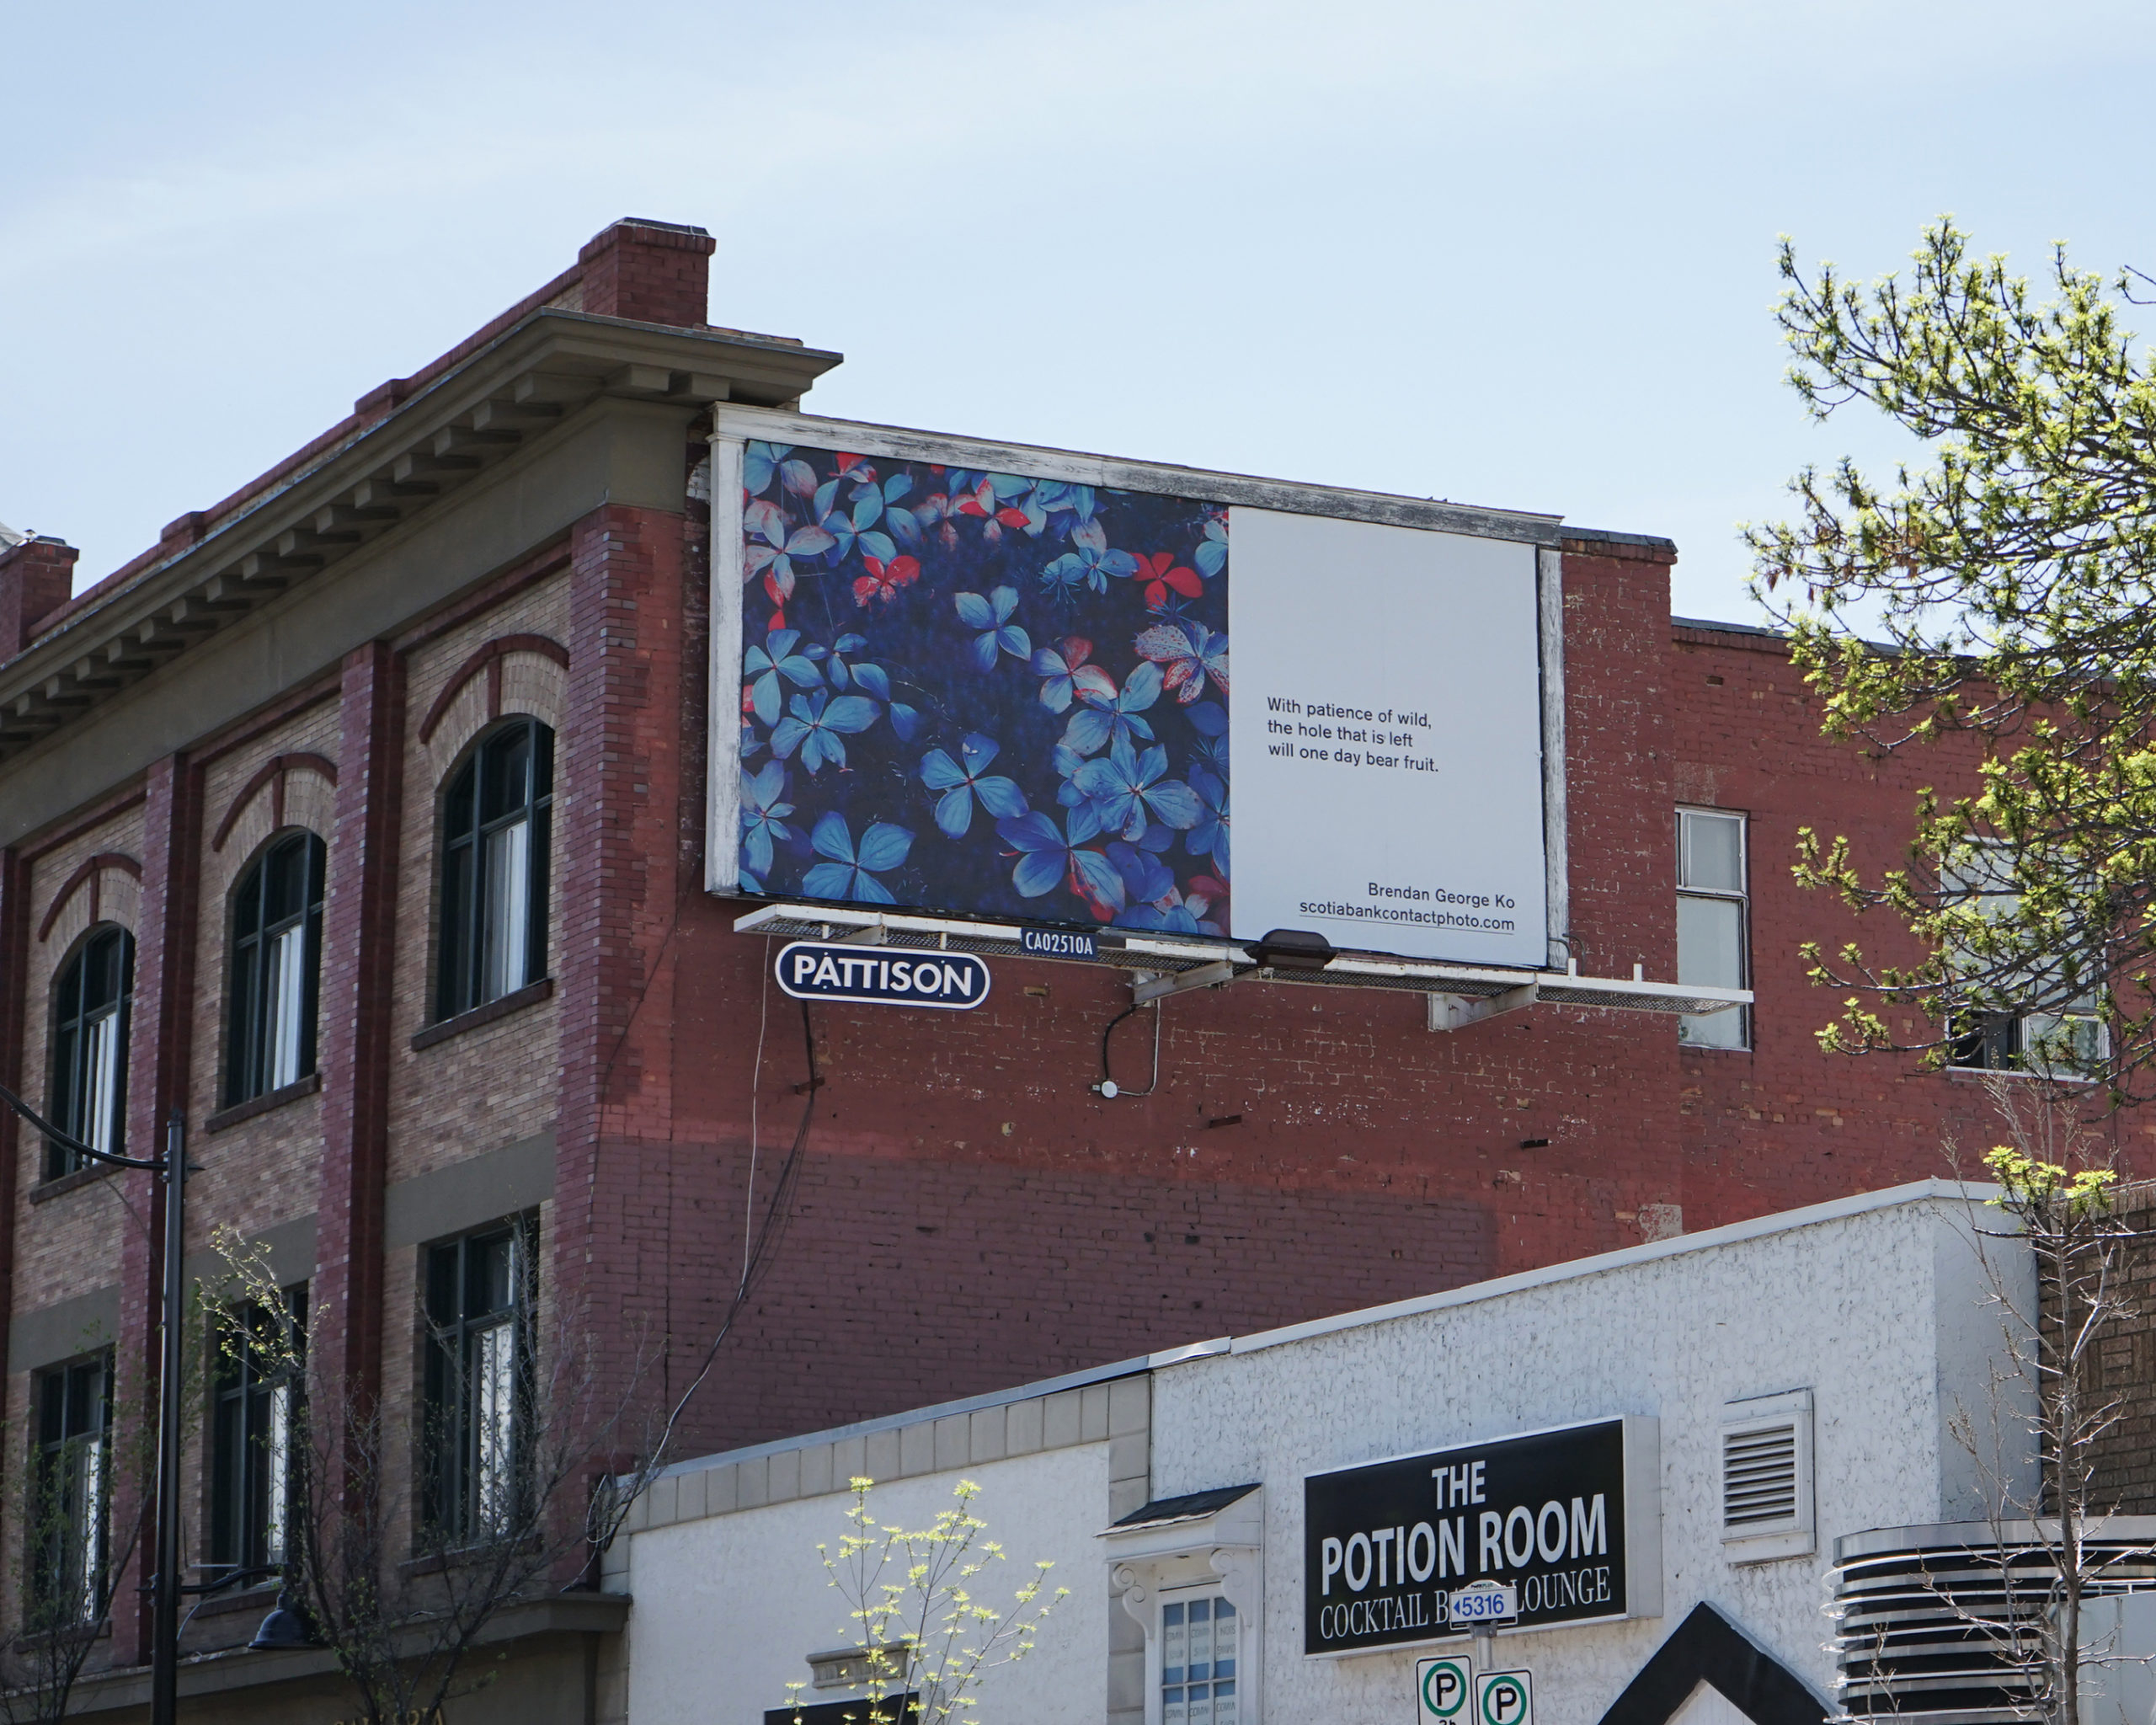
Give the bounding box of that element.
[0,536,78,660]
[576,218,716,328]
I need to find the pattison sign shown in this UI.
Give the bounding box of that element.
[1303,1417,1662,1657]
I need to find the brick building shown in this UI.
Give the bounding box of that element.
[0,218,2075,1719]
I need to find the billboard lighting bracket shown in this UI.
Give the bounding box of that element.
[1132,961,1241,1006]
[1428,981,1538,1033]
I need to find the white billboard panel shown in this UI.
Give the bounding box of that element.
[1228,510,1545,967]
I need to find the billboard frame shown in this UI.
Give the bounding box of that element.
[707,405,1572,972]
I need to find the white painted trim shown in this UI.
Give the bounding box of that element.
[707,431,744,894]
[712,404,1563,545]
[1538,546,1569,969]
[1214,1180,1995,1357]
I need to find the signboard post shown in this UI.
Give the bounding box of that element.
[1303,1415,1660,1658]
[712,411,1562,972]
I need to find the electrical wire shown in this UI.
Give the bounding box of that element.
[1098,998,1162,1097]
[740,936,772,1297]
[638,999,818,1477]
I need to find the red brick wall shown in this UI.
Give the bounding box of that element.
[1664,622,2110,1228]
[552,519,1717,1456]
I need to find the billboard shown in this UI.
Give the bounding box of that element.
[710,414,1557,969]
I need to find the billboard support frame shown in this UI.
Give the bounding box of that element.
[709,407,1590,981]
[729,901,1748,1018]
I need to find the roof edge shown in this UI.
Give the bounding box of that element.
[1214,1179,1995,1358]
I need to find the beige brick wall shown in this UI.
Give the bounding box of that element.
[188,697,344,1261]
[13,804,147,1316]
[388,572,570,1186]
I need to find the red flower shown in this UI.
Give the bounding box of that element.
[851,554,921,607]
[1134,551,1203,611]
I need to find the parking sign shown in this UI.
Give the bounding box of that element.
[1476,1669,1533,1725]
[1417,1656,1472,1722]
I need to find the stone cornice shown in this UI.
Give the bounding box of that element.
[0,312,838,763]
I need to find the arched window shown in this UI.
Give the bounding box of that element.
[47,926,133,1178]
[438,718,552,1019]
[226,832,326,1106]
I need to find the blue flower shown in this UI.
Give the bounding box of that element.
[1074,734,1204,840]
[1187,764,1229,876]
[1193,514,1228,579]
[771,688,881,772]
[995,805,1125,916]
[744,628,822,726]
[1106,840,1175,905]
[1186,700,1229,772]
[1039,543,1138,597]
[739,761,795,877]
[1062,660,1163,756]
[744,441,794,497]
[921,734,1029,838]
[801,811,915,905]
[955,587,1031,670]
[819,481,898,566]
[1029,637,1116,713]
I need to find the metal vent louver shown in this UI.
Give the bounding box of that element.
[1724,1422,1799,1530]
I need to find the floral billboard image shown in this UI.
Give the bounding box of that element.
[735,441,1232,936]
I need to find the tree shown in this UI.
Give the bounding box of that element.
[1864,1082,2156,1725]
[785,1477,1067,1725]
[1748,219,2156,1101]
[210,1228,667,1725]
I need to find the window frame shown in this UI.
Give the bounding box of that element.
[1160,1588,1242,1725]
[224,830,327,1108]
[45,924,134,1179]
[209,1284,307,1578]
[435,718,554,1023]
[1941,838,2108,1079]
[29,1351,112,1629]
[422,1219,536,1546]
[1676,805,1752,1051]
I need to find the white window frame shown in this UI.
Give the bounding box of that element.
[1106,1489,1264,1725]
[1720,1387,1813,1562]
[1677,806,1751,1050]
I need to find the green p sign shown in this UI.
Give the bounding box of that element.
[1476,1669,1533,1725]
[1417,1656,1471,1720]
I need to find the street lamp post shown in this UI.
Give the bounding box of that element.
[0,1084,189,1725]
[149,1110,188,1725]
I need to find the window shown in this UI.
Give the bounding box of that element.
[1162,1594,1238,1725]
[1942,841,2105,1076]
[1677,808,1749,1049]
[226,832,325,1105]
[438,718,552,1019]
[47,926,133,1178]
[29,1354,110,1627]
[211,1286,306,1576]
[1721,1387,1813,1562]
[424,1223,533,1542]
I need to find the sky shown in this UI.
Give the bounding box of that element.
[5,0,2155,623]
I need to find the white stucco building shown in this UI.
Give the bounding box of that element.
[603,1181,2036,1725]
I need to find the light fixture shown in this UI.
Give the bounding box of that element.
[248,1589,313,1652]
